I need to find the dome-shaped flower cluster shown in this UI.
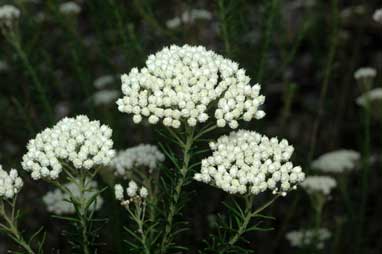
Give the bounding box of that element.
[286,228,331,250]
[22,115,115,180]
[301,176,336,196]
[354,67,377,80]
[43,179,103,215]
[110,144,164,178]
[311,149,360,173]
[115,181,148,208]
[194,130,305,196]
[0,5,20,27]
[0,165,23,199]
[116,45,266,129]
[59,2,81,15]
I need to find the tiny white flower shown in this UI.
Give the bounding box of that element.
[354,67,377,80]
[0,165,23,199]
[59,2,81,15]
[286,228,331,250]
[301,176,337,196]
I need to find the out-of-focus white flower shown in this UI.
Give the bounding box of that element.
[59,2,81,15]
[194,130,305,196]
[114,180,147,208]
[92,90,120,106]
[354,67,377,80]
[301,176,336,196]
[22,115,115,180]
[0,60,9,72]
[340,5,366,19]
[117,45,266,128]
[0,165,23,199]
[0,5,20,27]
[356,88,382,107]
[94,75,115,89]
[43,179,103,215]
[311,150,360,173]
[166,9,212,29]
[110,144,164,178]
[286,228,331,249]
[373,9,382,24]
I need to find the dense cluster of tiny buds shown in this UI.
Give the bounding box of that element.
[166,9,212,29]
[194,130,305,196]
[373,9,382,24]
[22,115,115,180]
[0,5,20,28]
[110,144,165,178]
[311,150,360,173]
[117,45,266,129]
[354,67,377,80]
[0,165,23,199]
[356,88,382,107]
[286,228,331,250]
[43,179,103,215]
[301,176,337,196]
[114,181,148,209]
[59,2,81,15]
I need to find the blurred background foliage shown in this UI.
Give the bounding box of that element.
[0,0,381,253]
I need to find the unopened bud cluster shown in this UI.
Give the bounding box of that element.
[110,144,164,178]
[117,45,265,129]
[114,181,148,208]
[22,115,115,180]
[194,130,305,196]
[0,165,23,199]
[43,179,103,215]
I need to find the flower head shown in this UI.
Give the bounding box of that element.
[92,90,120,106]
[354,67,377,80]
[43,179,103,215]
[356,88,382,107]
[311,149,360,173]
[117,45,266,129]
[166,9,212,29]
[59,2,81,15]
[0,5,20,28]
[301,176,336,196]
[194,130,305,196]
[110,144,164,178]
[373,9,382,24]
[22,115,115,180]
[0,165,23,199]
[114,181,148,209]
[286,228,331,250]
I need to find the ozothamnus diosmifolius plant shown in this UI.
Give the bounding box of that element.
[0,44,306,253]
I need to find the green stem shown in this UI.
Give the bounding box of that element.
[160,126,194,254]
[10,33,53,123]
[135,203,150,254]
[0,200,36,254]
[228,195,279,246]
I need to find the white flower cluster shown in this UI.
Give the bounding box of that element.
[92,90,120,106]
[59,2,81,15]
[354,67,377,80]
[43,179,103,215]
[94,75,115,89]
[110,144,165,178]
[311,150,360,173]
[166,9,212,29]
[373,9,382,24]
[117,45,266,129]
[0,5,20,27]
[114,181,148,208]
[301,176,336,196]
[0,165,23,199]
[356,88,382,107]
[286,228,331,250]
[22,115,115,180]
[194,130,305,196]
